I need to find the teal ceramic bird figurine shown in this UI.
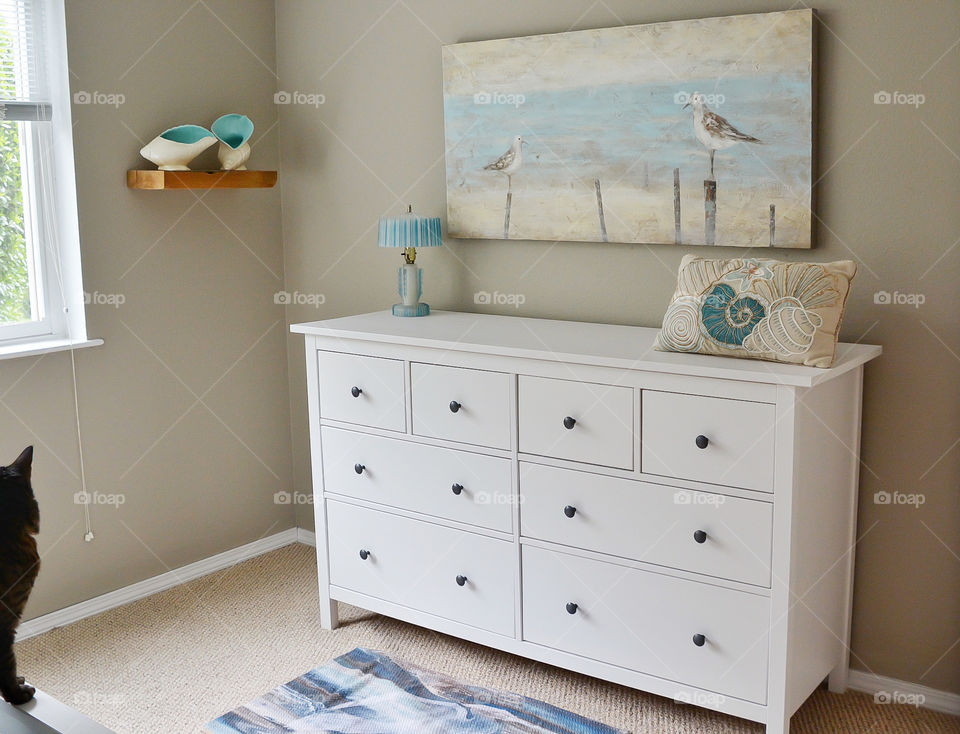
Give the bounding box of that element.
[212,114,254,171]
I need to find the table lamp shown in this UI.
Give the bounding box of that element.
[378,205,443,317]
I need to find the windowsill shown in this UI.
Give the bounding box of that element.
[0,337,103,361]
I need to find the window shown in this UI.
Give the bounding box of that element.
[0,0,89,354]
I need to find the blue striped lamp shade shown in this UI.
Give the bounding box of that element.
[378,213,443,248]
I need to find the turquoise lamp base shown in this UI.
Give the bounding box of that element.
[392,263,431,317]
[392,302,430,317]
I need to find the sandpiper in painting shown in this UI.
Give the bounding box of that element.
[441,9,814,248]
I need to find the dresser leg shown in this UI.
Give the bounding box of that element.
[765,713,790,734]
[320,596,339,630]
[827,662,848,693]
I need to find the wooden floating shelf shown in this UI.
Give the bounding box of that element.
[127,169,277,190]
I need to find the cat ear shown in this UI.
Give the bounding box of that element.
[9,445,33,480]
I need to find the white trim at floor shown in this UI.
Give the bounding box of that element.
[846,670,960,716]
[296,528,316,546]
[15,527,959,717]
[17,528,301,641]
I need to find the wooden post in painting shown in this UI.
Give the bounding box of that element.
[704,179,717,245]
[595,178,608,242]
[769,204,776,246]
[503,191,512,239]
[673,168,681,244]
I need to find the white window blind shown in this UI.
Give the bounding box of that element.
[0,0,50,120]
[0,0,92,356]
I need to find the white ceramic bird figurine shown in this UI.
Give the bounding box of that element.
[217,142,251,171]
[683,92,761,179]
[139,125,217,171]
[484,135,527,191]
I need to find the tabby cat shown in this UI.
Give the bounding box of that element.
[0,446,39,705]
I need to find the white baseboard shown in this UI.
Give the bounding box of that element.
[847,669,960,716]
[296,527,316,546]
[16,527,959,719]
[17,527,302,641]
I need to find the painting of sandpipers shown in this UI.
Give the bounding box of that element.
[442,9,813,248]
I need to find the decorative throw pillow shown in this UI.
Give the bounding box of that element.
[655,255,857,368]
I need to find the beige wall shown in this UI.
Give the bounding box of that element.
[277,0,960,693]
[9,0,295,620]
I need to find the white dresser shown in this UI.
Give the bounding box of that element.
[292,310,881,734]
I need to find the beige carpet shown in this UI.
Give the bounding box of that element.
[14,543,960,734]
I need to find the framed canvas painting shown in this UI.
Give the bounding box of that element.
[441,9,814,248]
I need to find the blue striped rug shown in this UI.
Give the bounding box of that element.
[206,647,627,733]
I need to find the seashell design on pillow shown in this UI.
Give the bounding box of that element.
[750,262,841,311]
[677,257,739,296]
[742,306,823,356]
[656,255,856,367]
[700,284,766,347]
[658,296,703,352]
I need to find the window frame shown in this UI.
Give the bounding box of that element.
[0,0,92,356]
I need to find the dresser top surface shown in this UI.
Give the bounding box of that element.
[292,310,881,387]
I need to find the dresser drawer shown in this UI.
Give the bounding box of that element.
[321,426,513,532]
[410,363,512,449]
[520,464,771,586]
[641,391,775,492]
[327,502,515,636]
[521,546,769,703]
[317,351,406,432]
[518,376,634,469]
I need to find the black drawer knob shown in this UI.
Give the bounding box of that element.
[695,435,709,449]
[566,602,579,615]
[359,549,371,560]
[449,400,462,413]
[563,416,577,430]
[351,386,362,398]
[692,633,706,647]
[452,483,464,495]
[354,463,365,475]
[456,575,468,587]
[694,530,707,544]
[563,505,577,518]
